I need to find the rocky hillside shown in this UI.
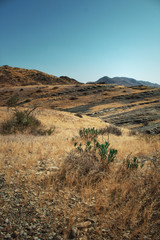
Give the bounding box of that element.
[0,65,79,86]
[91,76,160,87]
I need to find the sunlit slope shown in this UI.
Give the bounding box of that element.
[0,65,79,86]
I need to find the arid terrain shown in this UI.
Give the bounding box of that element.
[0,74,160,134]
[0,66,160,239]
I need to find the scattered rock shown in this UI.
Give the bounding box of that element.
[4,233,11,239]
[48,166,59,171]
[70,226,78,238]
[77,221,92,229]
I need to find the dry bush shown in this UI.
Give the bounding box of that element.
[0,96,55,135]
[57,150,108,187]
[0,109,55,136]
[74,113,83,118]
[128,129,137,136]
[100,125,122,136]
[0,110,41,134]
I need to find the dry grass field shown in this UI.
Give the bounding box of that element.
[0,106,160,239]
[0,66,160,239]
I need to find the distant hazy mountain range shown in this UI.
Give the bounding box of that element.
[0,65,79,86]
[88,76,159,87]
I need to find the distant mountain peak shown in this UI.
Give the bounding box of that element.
[92,76,160,87]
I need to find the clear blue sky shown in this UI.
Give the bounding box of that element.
[0,0,160,84]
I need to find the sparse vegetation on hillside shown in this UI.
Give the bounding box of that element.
[79,127,101,139]
[100,125,122,136]
[0,96,54,135]
[0,65,79,86]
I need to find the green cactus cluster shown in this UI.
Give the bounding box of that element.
[74,127,118,169]
[79,127,101,139]
[126,157,144,169]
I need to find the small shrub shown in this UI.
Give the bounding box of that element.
[143,120,149,126]
[79,127,100,140]
[58,150,106,186]
[0,96,55,135]
[59,128,118,187]
[0,110,41,134]
[46,126,55,135]
[125,156,144,170]
[100,125,122,136]
[128,129,137,136]
[96,141,117,164]
[0,119,15,134]
[59,138,117,187]
[36,89,42,93]
[74,142,83,152]
[34,126,55,136]
[75,113,83,118]
[74,139,117,169]
[52,86,59,90]
[6,95,19,110]
[69,97,78,100]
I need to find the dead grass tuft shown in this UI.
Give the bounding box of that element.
[100,125,122,136]
[57,150,106,187]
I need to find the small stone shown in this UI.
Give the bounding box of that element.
[79,236,88,240]
[48,232,56,239]
[34,237,41,240]
[11,232,18,238]
[123,231,130,239]
[5,218,9,223]
[48,166,59,171]
[70,227,78,238]
[102,229,109,233]
[31,224,37,229]
[20,230,25,235]
[71,197,76,201]
[77,221,92,229]
[86,218,95,223]
[4,233,11,239]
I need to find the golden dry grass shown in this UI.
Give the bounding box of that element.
[0,107,159,239]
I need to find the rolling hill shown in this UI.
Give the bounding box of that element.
[0,65,79,86]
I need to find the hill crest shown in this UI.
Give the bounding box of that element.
[0,65,79,86]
